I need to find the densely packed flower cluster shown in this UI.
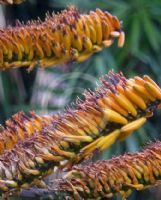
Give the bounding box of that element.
[0,6,124,70]
[0,112,53,154]
[0,71,160,194]
[57,141,161,200]
[1,2,161,200]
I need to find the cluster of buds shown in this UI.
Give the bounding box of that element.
[0,0,24,4]
[0,6,124,71]
[58,141,161,200]
[0,72,160,194]
[0,111,53,154]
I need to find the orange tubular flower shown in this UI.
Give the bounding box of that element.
[0,6,124,71]
[58,141,161,200]
[0,72,159,194]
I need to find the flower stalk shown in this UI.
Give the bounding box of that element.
[0,6,124,70]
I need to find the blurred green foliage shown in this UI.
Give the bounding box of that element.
[0,0,161,199]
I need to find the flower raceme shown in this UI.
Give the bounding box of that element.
[58,141,161,200]
[0,72,160,157]
[0,6,124,71]
[0,72,160,194]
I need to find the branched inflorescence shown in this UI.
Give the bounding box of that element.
[58,141,161,200]
[0,0,24,4]
[0,71,160,194]
[0,6,124,70]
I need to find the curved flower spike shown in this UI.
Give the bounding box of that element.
[0,72,160,157]
[0,6,124,71]
[58,141,161,200]
[0,72,160,195]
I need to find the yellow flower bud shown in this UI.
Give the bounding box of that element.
[0,6,124,71]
